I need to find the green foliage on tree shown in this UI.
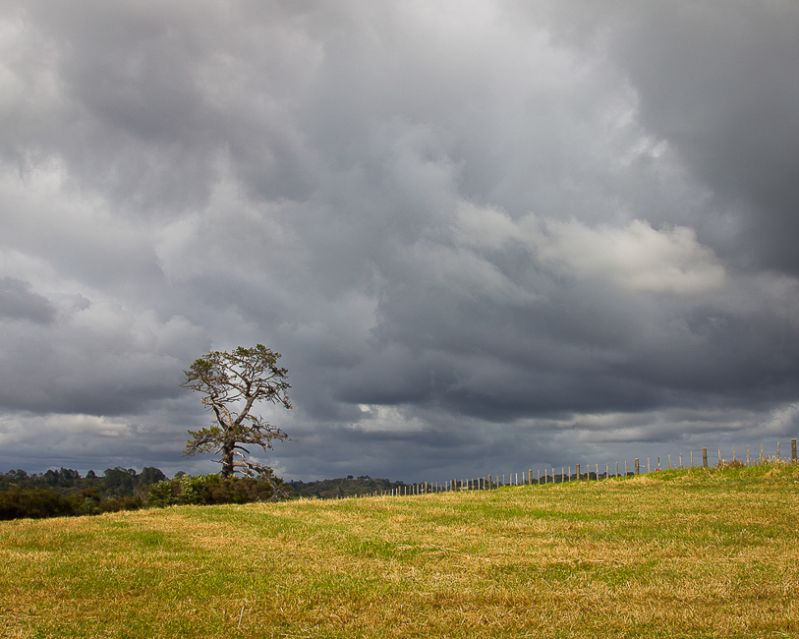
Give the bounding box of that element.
[183,344,291,478]
[0,466,286,520]
[0,467,164,520]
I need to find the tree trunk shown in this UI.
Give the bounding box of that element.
[221,440,235,477]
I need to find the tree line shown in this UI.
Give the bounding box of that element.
[0,467,167,519]
[0,467,403,520]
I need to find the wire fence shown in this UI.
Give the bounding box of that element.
[344,438,798,499]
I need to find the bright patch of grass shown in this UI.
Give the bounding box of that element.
[2,463,799,638]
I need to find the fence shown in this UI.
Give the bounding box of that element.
[344,438,798,499]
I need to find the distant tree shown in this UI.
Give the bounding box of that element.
[183,344,291,478]
[103,468,137,495]
[139,467,167,485]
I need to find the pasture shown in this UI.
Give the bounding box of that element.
[1,463,798,638]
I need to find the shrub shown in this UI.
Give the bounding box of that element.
[146,474,282,507]
[0,488,77,520]
[718,459,745,469]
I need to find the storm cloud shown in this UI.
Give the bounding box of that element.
[1,1,797,480]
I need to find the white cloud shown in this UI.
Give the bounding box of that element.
[454,200,519,250]
[0,413,130,447]
[530,218,725,294]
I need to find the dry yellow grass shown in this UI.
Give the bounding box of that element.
[1,464,798,638]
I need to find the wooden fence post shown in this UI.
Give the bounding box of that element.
[792,439,797,463]
[746,447,751,465]
[634,458,640,476]
[595,463,599,479]
[690,450,694,467]
[575,464,581,481]
[777,441,781,461]
[702,448,708,468]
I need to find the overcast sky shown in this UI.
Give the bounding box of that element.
[1,1,798,481]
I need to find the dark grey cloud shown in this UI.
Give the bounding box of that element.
[0,1,797,479]
[531,0,799,274]
[0,277,55,323]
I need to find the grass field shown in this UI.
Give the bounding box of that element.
[1,463,798,638]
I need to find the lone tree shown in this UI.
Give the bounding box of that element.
[183,344,291,477]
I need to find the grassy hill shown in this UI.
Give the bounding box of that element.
[1,463,798,638]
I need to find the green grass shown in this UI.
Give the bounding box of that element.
[2,463,799,638]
